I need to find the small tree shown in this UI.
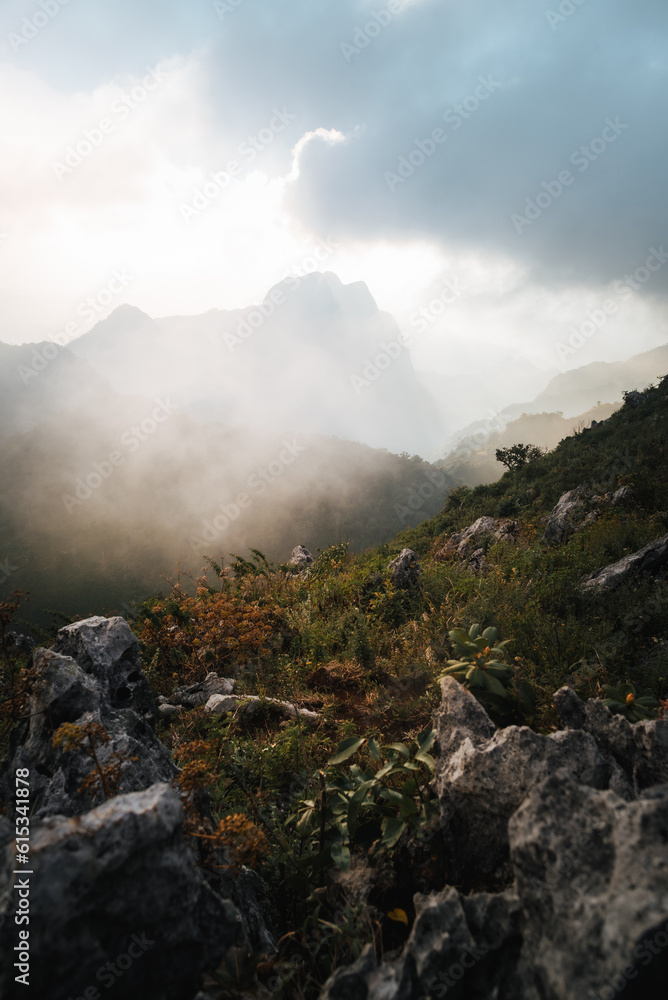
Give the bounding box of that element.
[495,443,542,473]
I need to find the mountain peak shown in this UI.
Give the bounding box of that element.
[263,270,379,319]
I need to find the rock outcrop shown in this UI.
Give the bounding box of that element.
[0,617,177,819]
[157,671,236,717]
[319,679,668,1000]
[0,783,239,1000]
[0,617,274,998]
[288,544,315,571]
[434,517,519,573]
[432,678,632,884]
[582,532,668,593]
[543,486,584,545]
[388,548,422,587]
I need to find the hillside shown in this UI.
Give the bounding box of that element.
[438,342,668,484]
[440,400,621,485]
[2,372,667,999]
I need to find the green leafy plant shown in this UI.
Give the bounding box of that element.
[289,728,438,876]
[440,623,534,721]
[599,682,661,722]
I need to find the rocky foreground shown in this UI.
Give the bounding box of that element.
[0,617,667,999]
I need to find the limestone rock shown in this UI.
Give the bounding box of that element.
[0,618,177,820]
[319,683,668,1000]
[432,679,632,883]
[0,783,239,1000]
[433,516,518,571]
[288,544,315,571]
[544,486,584,545]
[582,532,668,592]
[388,548,422,587]
[170,672,235,710]
[508,773,668,1000]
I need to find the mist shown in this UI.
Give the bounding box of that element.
[1,0,667,623]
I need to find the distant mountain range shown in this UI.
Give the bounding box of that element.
[67,272,444,456]
[439,343,668,484]
[3,271,668,620]
[0,297,456,623]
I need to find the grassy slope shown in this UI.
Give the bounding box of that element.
[3,376,667,997]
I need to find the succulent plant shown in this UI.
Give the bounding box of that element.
[440,623,534,721]
[600,682,661,723]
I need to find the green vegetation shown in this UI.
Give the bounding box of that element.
[495,443,544,473]
[439,623,535,723]
[3,375,668,997]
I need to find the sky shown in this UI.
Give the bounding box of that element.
[0,0,667,379]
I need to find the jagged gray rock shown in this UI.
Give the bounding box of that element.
[0,783,240,1000]
[434,708,629,882]
[320,684,668,1000]
[508,773,668,1000]
[0,617,177,820]
[582,532,668,592]
[610,484,634,505]
[52,615,156,718]
[433,517,518,572]
[388,548,422,587]
[583,696,668,790]
[288,544,315,571]
[158,672,235,716]
[544,486,584,545]
[553,683,587,729]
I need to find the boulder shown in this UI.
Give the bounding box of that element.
[320,683,668,1000]
[0,783,239,1000]
[582,532,668,593]
[508,773,668,1000]
[162,672,235,714]
[0,618,177,820]
[388,548,422,588]
[610,485,634,505]
[544,486,584,545]
[433,517,518,571]
[288,545,315,571]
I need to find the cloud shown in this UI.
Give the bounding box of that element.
[0,0,666,383]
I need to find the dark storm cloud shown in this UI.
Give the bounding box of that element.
[202,0,668,292]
